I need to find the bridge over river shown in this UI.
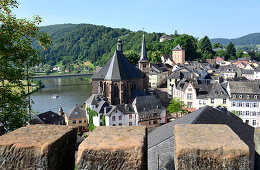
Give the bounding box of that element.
[32,73,93,79]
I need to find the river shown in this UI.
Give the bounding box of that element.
[30,77,92,114]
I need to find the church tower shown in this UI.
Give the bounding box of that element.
[138,33,150,74]
[138,33,150,91]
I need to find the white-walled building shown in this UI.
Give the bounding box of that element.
[228,81,260,127]
[85,94,166,128]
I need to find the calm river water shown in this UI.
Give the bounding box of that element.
[30,77,92,114]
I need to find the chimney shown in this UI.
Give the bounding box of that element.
[117,39,122,51]
[104,107,107,114]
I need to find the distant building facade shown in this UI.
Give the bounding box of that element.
[65,105,88,132]
[172,44,185,64]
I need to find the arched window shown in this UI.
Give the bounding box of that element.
[131,82,136,91]
[99,81,103,91]
[114,83,119,97]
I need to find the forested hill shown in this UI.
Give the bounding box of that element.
[37,24,173,66]
[210,33,260,46]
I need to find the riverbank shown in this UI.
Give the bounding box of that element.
[33,73,93,79]
[0,80,45,95]
[27,82,45,95]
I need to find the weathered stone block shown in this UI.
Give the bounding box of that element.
[77,126,147,170]
[174,124,250,170]
[0,124,76,169]
[254,128,260,169]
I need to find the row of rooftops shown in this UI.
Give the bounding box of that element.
[172,77,260,100]
[85,93,165,118]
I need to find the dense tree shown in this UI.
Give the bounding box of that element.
[215,50,226,57]
[236,50,244,58]
[167,98,187,115]
[0,0,51,131]
[198,36,213,54]
[124,51,139,64]
[225,42,236,59]
[212,42,223,49]
[150,51,162,63]
[173,34,198,61]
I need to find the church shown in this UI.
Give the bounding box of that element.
[86,34,166,128]
[91,34,150,105]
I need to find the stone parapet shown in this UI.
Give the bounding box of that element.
[0,124,76,169]
[174,124,250,170]
[77,126,147,170]
[254,128,260,169]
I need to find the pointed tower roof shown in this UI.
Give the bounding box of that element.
[92,40,144,81]
[173,44,183,50]
[139,33,149,63]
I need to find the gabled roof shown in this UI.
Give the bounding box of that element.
[30,111,64,125]
[85,93,103,106]
[208,82,229,98]
[172,44,183,51]
[92,39,145,81]
[148,106,254,169]
[66,105,87,120]
[116,104,135,115]
[139,34,149,62]
[132,95,165,118]
[92,49,144,81]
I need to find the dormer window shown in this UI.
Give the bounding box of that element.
[233,95,236,98]
[239,95,243,99]
[247,95,250,99]
[254,95,258,99]
[220,92,223,95]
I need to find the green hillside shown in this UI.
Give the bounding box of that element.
[210,33,260,46]
[37,24,174,67]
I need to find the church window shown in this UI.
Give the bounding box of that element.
[114,84,119,97]
[131,82,136,91]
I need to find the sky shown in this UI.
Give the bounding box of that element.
[13,0,260,39]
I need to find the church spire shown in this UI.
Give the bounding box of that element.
[139,33,149,62]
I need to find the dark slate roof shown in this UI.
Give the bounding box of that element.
[131,90,146,99]
[66,105,87,119]
[139,34,149,62]
[148,106,254,169]
[133,95,165,118]
[208,82,229,98]
[255,66,260,72]
[167,67,197,80]
[30,111,64,125]
[92,41,144,81]
[85,93,102,106]
[229,81,260,94]
[116,104,135,114]
[242,69,254,74]
[93,100,110,114]
[103,105,116,116]
[172,44,183,50]
[148,106,253,148]
[150,63,168,74]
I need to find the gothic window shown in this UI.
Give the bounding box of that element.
[99,81,103,91]
[131,82,136,91]
[114,83,119,97]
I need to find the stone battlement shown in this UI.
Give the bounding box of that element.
[0,124,257,169]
